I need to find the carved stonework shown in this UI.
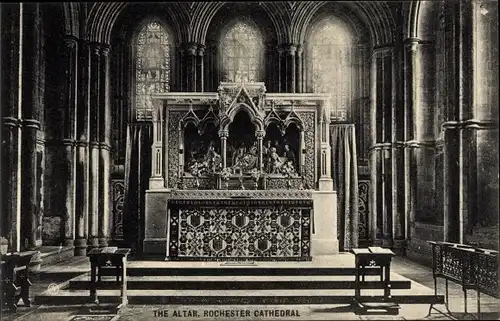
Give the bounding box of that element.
[297,112,315,188]
[358,180,370,241]
[168,198,312,260]
[168,112,184,188]
[111,179,124,240]
[170,189,313,199]
[266,177,303,190]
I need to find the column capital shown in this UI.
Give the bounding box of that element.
[255,130,266,139]
[197,44,205,56]
[282,44,297,55]
[404,37,420,52]
[90,42,101,55]
[100,44,110,56]
[186,43,198,56]
[62,35,79,49]
[218,129,229,138]
[372,44,394,57]
[296,44,304,55]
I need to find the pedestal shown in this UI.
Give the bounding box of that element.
[312,190,339,255]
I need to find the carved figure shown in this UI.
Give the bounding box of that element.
[204,141,221,172]
[269,147,282,174]
[283,144,296,169]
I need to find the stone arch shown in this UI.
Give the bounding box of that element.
[88,2,190,45]
[405,1,440,41]
[221,103,264,133]
[296,1,395,46]
[204,2,278,46]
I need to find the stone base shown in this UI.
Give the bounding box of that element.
[143,238,167,256]
[312,190,338,255]
[74,238,87,256]
[311,238,339,255]
[87,237,99,249]
[318,178,333,191]
[149,178,165,189]
[98,238,108,248]
[63,238,74,247]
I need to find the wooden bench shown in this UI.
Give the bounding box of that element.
[351,247,399,314]
[428,241,499,319]
[1,251,37,312]
[87,247,130,310]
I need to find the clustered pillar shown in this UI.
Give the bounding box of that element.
[369,45,407,252]
[275,44,304,93]
[1,3,44,251]
[61,40,113,254]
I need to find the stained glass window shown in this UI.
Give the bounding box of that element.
[135,21,170,120]
[221,21,263,83]
[309,19,354,121]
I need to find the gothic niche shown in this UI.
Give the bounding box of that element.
[179,84,305,190]
[227,111,258,172]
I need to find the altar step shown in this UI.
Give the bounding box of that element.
[35,272,444,306]
[35,289,444,306]
[67,275,413,290]
[34,256,445,306]
[97,266,383,277]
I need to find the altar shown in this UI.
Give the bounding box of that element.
[143,82,338,259]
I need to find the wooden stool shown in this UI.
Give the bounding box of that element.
[351,247,399,315]
[1,251,37,312]
[87,247,130,311]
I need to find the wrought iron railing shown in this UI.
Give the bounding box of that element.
[427,241,499,318]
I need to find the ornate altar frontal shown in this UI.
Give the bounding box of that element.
[167,190,312,261]
[144,82,338,259]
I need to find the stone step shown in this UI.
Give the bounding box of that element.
[97,266,383,276]
[35,288,444,306]
[68,274,412,290]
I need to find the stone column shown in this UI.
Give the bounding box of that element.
[20,3,42,249]
[218,129,229,169]
[265,44,272,91]
[318,101,333,191]
[197,45,205,92]
[150,100,164,189]
[255,130,265,171]
[187,43,197,92]
[98,45,111,247]
[466,0,499,249]
[60,36,78,247]
[179,47,186,91]
[299,130,305,174]
[404,39,419,243]
[2,3,23,251]
[285,45,297,93]
[74,39,90,256]
[277,47,284,92]
[296,45,303,93]
[369,46,395,247]
[88,42,101,249]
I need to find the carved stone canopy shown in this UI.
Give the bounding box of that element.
[217,82,266,131]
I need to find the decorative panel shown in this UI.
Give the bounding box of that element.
[168,199,312,261]
[358,180,370,241]
[111,179,125,240]
[296,112,315,189]
[167,111,183,189]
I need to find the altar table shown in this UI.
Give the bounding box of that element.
[166,190,313,261]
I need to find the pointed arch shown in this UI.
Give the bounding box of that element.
[219,18,265,83]
[132,20,173,120]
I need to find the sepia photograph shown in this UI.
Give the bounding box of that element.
[1,1,498,320]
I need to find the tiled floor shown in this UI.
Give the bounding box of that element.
[2,256,499,321]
